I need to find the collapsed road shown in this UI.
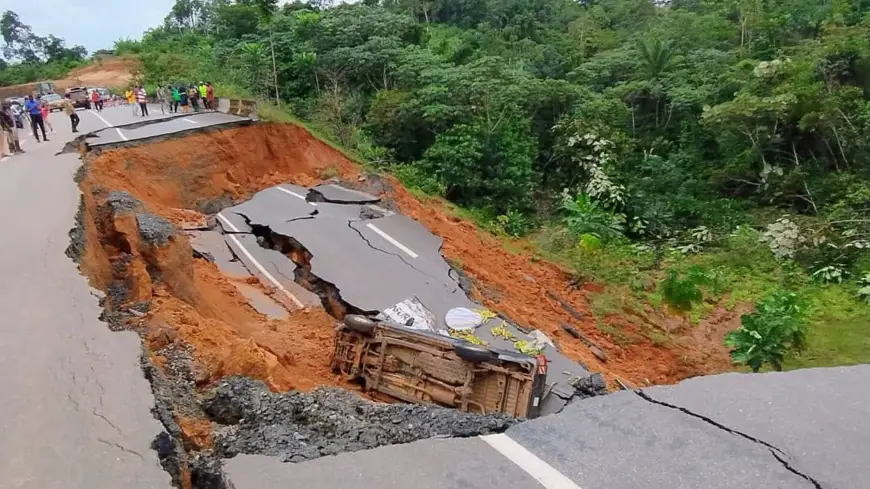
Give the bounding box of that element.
[3,104,867,489]
[203,181,593,414]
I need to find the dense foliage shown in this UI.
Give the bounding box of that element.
[0,11,88,86]
[19,0,870,369]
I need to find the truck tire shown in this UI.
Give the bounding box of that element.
[454,342,496,363]
[344,315,377,334]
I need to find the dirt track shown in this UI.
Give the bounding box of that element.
[0,56,136,100]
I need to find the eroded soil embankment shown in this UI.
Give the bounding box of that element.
[69,123,517,488]
[77,123,707,387]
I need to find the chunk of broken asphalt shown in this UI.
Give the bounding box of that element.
[202,377,516,462]
[573,373,608,398]
[137,213,176,245]
[106,190,142,214]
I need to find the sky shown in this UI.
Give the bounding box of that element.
[5,0,176,53]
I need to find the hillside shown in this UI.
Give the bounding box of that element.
[79,0,870,373]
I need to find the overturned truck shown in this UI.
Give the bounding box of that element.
[333,315,548,418]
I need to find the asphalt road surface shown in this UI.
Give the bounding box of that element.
[1,105,866,489]
[0,106,174,488]
[226,366,869,489]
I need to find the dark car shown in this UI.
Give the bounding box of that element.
[65,87,91,109]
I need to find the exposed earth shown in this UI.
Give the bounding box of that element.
[74,122,731,394]
[2,100,863,489]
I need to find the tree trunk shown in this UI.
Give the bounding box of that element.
[269,25,280,108]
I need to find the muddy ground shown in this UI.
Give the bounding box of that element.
[67,122,733,487]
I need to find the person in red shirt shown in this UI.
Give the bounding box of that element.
[39,101,54,134]
[90,89,102,112]
[205,82,215,111]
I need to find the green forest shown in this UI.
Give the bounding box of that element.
[0,11,88,85]
[5,0,870,371]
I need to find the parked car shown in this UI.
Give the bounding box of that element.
[332,315,548,418]
[65,86,91,109]
[87,87,111,100]
[5,98,26,128]
[40,93,65,112]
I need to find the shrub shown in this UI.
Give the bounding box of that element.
[560,191,625,241]
[857,274,870,304]
[392,164,446,196]
[724,292,807,372]
[495,209,533,237]
[659,265,709,312]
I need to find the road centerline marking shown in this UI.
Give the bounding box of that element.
[181,118,198,124]
[89,109,128,141]
[276,186,317,206]
[366,223,418,258]
[480,434,583,489]
[216,213,304,309]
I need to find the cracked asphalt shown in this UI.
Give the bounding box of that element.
[208,182,589,413]
[0,106,173,488]
[225,366,868,489]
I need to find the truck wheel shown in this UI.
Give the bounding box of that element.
[344,315,377,334]
[454,342,496,363]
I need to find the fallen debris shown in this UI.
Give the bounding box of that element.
[560,323,608,362]
[203,377,516,462]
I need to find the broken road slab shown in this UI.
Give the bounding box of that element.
[225,437,544,489]
[269,216,471,319]
[223,233,320,308]
[507,390,817,489]
[188,230,251,278]
[222,185,316,230]
[232,282,290,320]
[310,182,380,204]
[641,365,870,489]
[87,111,252,147]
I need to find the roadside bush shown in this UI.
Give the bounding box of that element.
[392,164,446,197]
[495,209,533,237]
[724,292,807,372]
[560,191,625,242]
[857,274,870,304]
[659,265,709,312]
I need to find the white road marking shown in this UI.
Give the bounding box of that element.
[276,186,317,206]
[181,118,198,124]
[89,109,128,141]
[480,434,583,489]
[216,213,304,309]
[366,223,418,258]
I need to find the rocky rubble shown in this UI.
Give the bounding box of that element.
[202,377,517,463]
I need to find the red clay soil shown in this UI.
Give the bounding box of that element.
[389,186,718,385]
[77,125,354,394]
[79,122,728,392]
[85,123,356,219]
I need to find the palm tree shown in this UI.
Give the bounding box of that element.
[636,39,675,80]
[635,38,676,128]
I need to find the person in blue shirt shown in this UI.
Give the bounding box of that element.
[24,95,48,142]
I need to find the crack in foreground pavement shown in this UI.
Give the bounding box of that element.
[634,390,824,489]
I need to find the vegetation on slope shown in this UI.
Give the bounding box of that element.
[42,0,870,371]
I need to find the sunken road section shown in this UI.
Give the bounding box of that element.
[67,130,536,488]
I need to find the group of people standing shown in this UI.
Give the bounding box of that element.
[161,82,214,114]
[123,82,215,116]
[1,92,81,157]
